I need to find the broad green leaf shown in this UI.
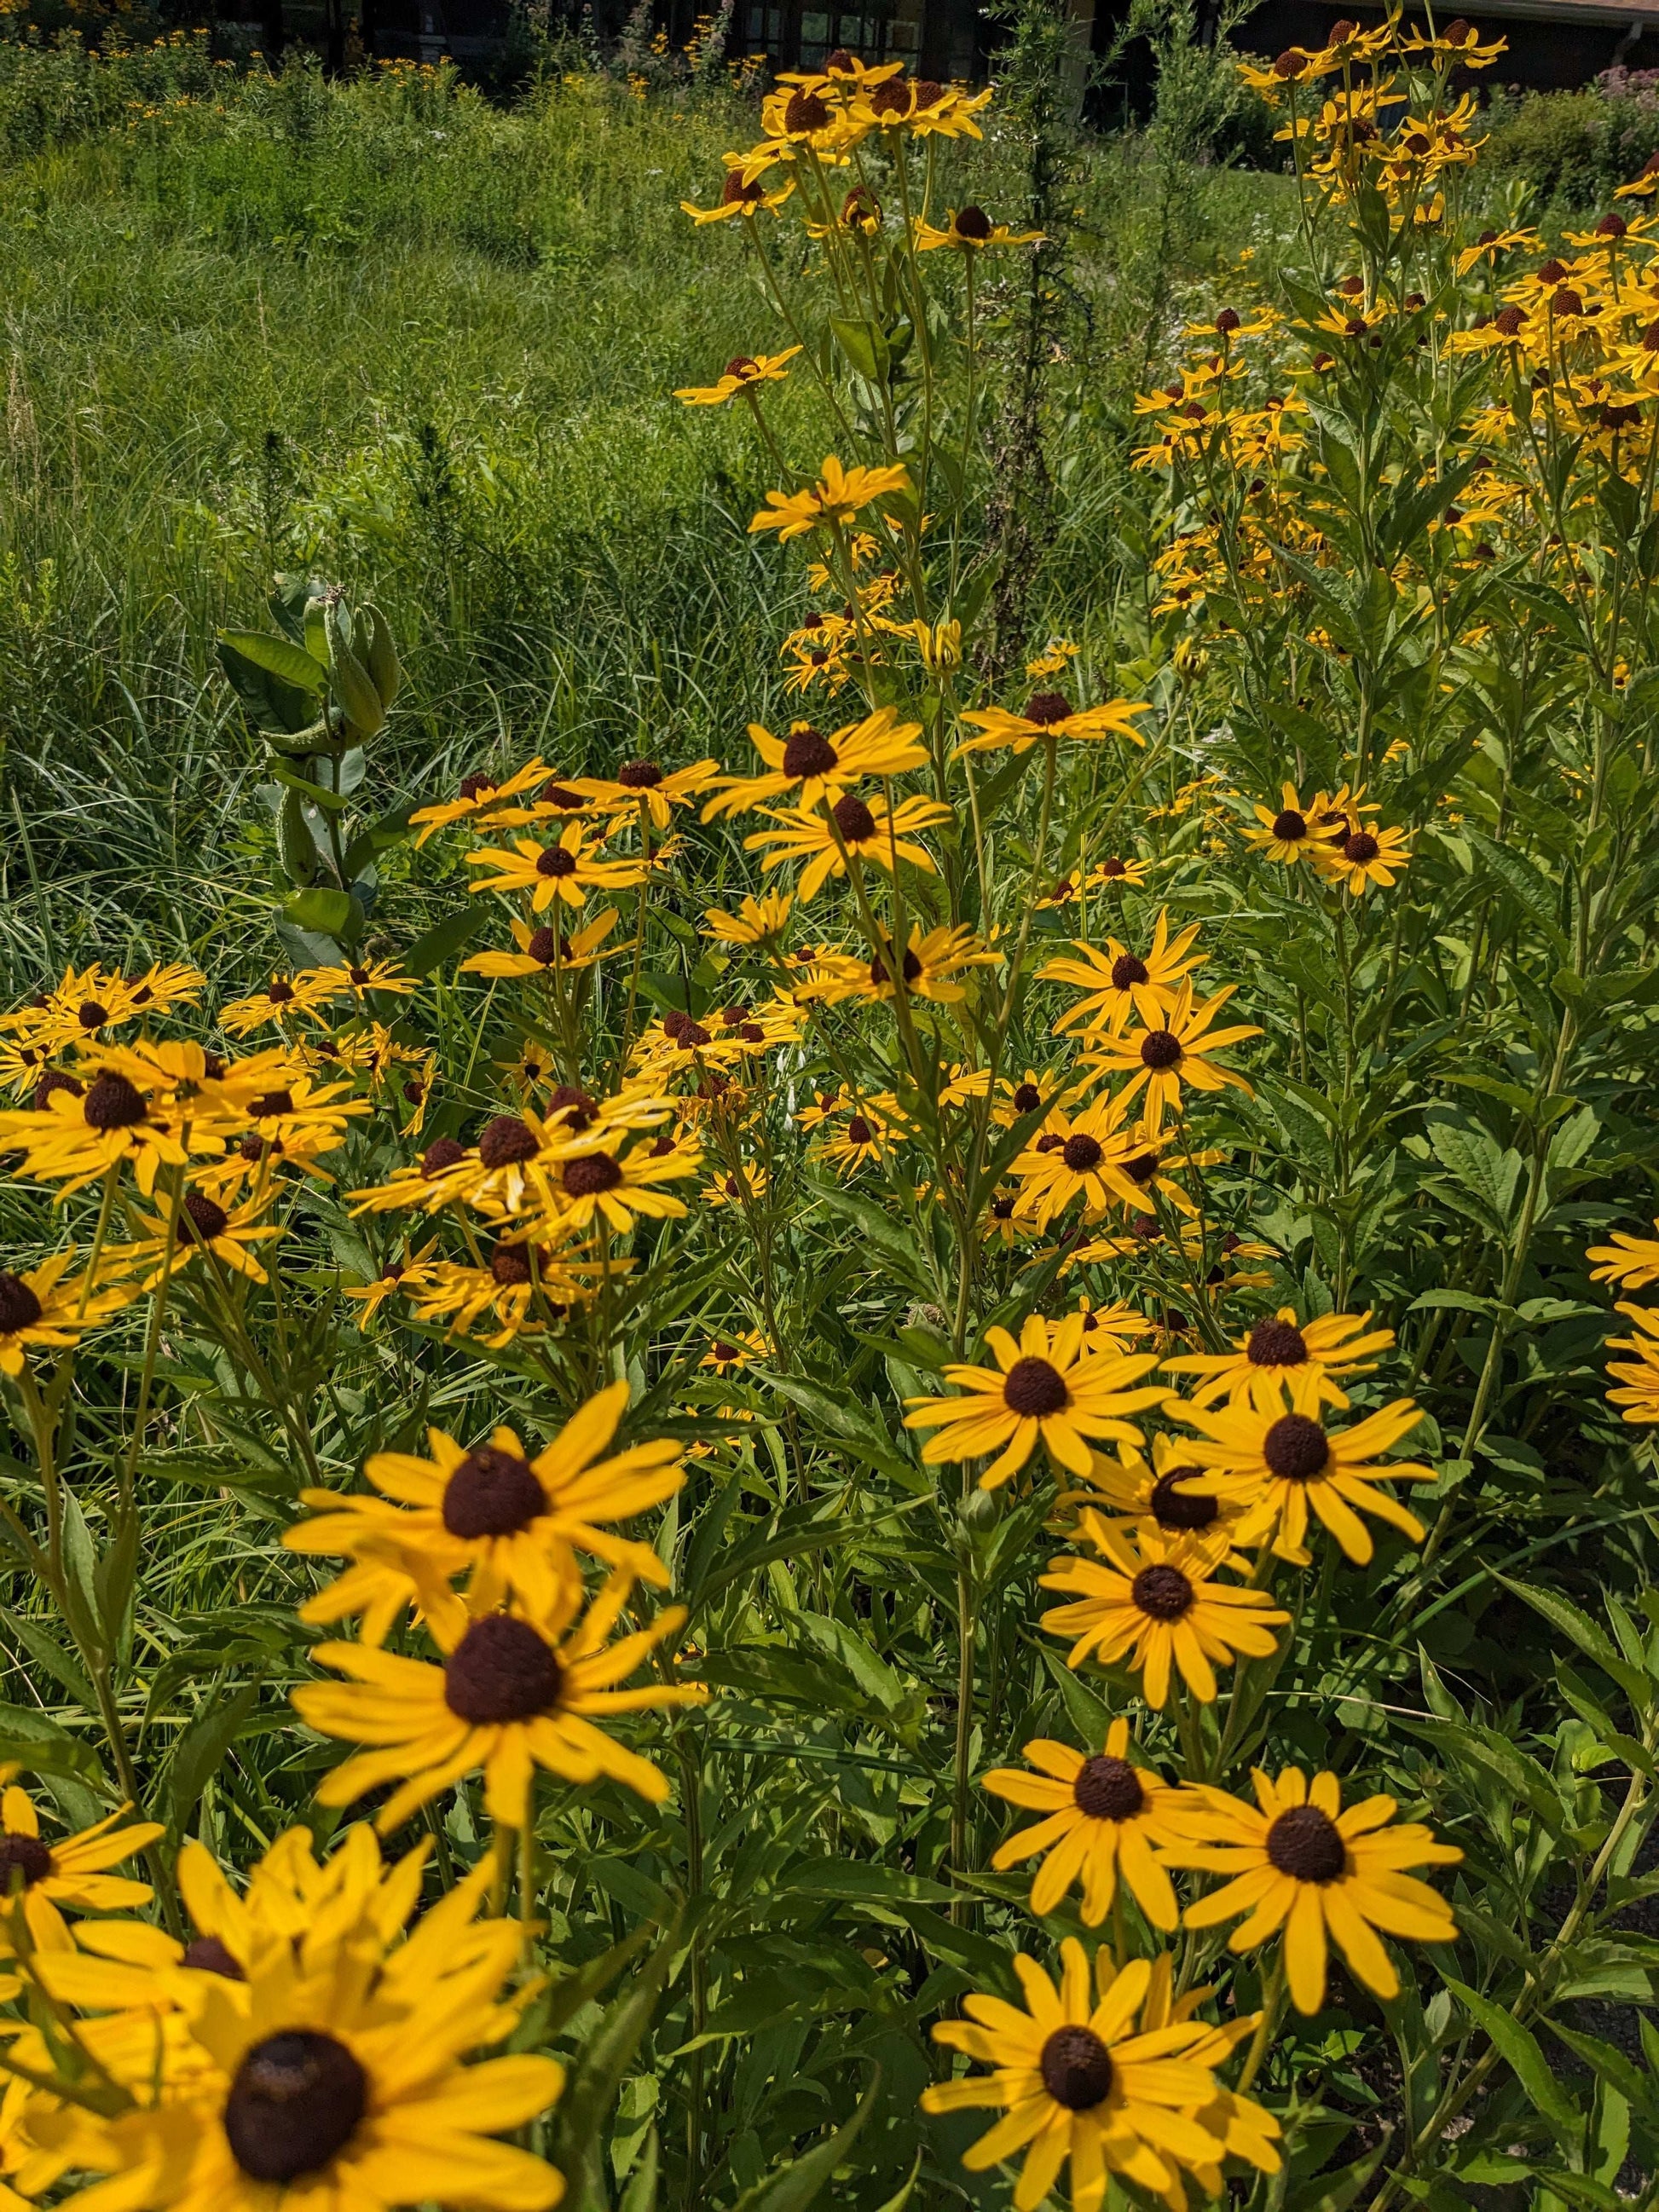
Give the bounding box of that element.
[728,2069,881,2212]
[1442,1978,1581,2148]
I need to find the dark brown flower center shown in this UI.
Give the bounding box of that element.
[564,1153,622,1197]
[478,1115,539,1170]
[1039,2024,1113,2110]
[954,203,993,240]
[1111,953,1149,990]
[1123,1151,1159,1186]
[458,771,498,801]
[547,1085,596,1129]
[867,75,910,115]
[78,1001,108,1031]
[0,1833,51,1891]
[1139,1031,1182,1070]
[537,846,578,878]
[1263,1412,1329,1481]
[1247,1318,1308,1368]
[1131,1563,1194,1620]
[443,1614,564,1724]
[832,793,876,842]
[1149,1468,1218,1530]
[710,1340,740,1362]
[1101,857,1127,877]
[540,781,585,808]
[783,727,839,778]
[422,1138,466,1178]
[721,170,763,208]
[442,1447,546,1539]
[1023,690,1072,726]
[181,1193,229,1243]
[1271,808,1307,841]
[34,1071,81,1112]
[1012,1083,1043,1113]
[0,1273,43,1336]
[83,1071,147,1131]
[267,979,296,1004]
[527,927,560,964]
[223,2030,367,2184]
[1343,832,1379,863]
[489,1244,535,1285]
[846,1116,875,1145]
[250,1090,294,1120]
[1061,1133,1103,1172]
[182,1935,245,1978]
[1072,1753,1145,1822]
[783,87,831,131]
[616,759,663,788]
[869,948,922,988]
[1003,1355,1068,1417]
[1266,1804,1346,1883]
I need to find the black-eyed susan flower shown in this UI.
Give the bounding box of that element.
[465,823,649,913]
[1165,1767,1461,2014]
[1171,1389,1435,1564]
[0,1253,136,1376]
[1164,1307,1395,1414]
[743,789,951,901]
[1242,783,1330,865]
[1605,1301,1659,1421]
[0,1782,162,1953]
[408,1245,584,1349]
[674,346,801,404]
[1041,911,1207,1039]
[287,1379,682,1643]
[904,1314,1169,1487]
[701,1328,769,1376]
[955,690,1150,757]
[1039,1512,1288,1707]
[342,1245,444,1332]
[701,707,927,820]
[408,757,552,846]
[1080,980,1260,1135]
[218,970,337,1037]
[124,1188,282,1288]
[858,923,999,1007]
[569,755,720,830]
[462,908,621,980]
[1,1066,206,1199]
[919,1939,1278,2208]
[295,1570,706,1830]
[538,1128,698,1233]
[913,203,1042,251]
[703,891,794,945]
[1587,1221,1659,1291]
[1008,1093,1152,1229]
[1315,822,1412,895]
[748,456,910,544]
[983,1718,1194,1929]
[28,1830,566,2212]
[680,162,795,223]
[1056,1434,1250,1548]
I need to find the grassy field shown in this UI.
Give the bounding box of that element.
[0,47,1294,987]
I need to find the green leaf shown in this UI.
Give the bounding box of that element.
[283,887,358,939]
[1284,2141,1391,2212]
[404,904,487,978]
[547,1916,681,2212]
[727,2069,881,2212]
[0,1702,104,1784]
[1494,1576,1651,1712]
[218,628,327,694]
[776,1860,957,1905]
[0,1608,95,1711]
[164,1681,263,1837]
[1442,1978,1581,2148]
[830,318,892,384]
[532,1924,656,2044]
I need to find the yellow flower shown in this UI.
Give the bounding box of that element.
[567,755,720,830]
[857,923,999,1007]
[679,163,795,222]
[0,1784,161,1954]
[408,756,553,845]
[913,203,1042,251]
[1163,1307,1396,1413]
[29,1833,565,2212]
[217,970,337,1037]
[462,906,622,979]
[983,1718,1194,1929]
[1041,910,1207,1037]
[1165,1766,1461,2014]
[1008,1092,1153,1229]
[0,1251,136,1376]
[286,1380,683,1642]
[1315,821,1412,895]
[1079,979,1260,1136]
[1172,1388,1436,1565]
[675,346,801,404]
[904,1314,1169,1487]
[748,455,911,543]
[743,790,951,900]
[956,690,1150,757]
[1055,1432,1251,1549]
[1605,1301,1659,1422]
[1038,1513,1288,1707]
[535,1127,699,1233]
[295,1570,707,1830]
[341,1245,444,1331]
[1243,783,1332,865]
[919,1939,1279,2209]
[1,1066,208,1198]
[702,891,794,945]
[122,1189,282,1288]
[702,707,927,820]
[1587,1221,1659,1291]
[465,823,649,912]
